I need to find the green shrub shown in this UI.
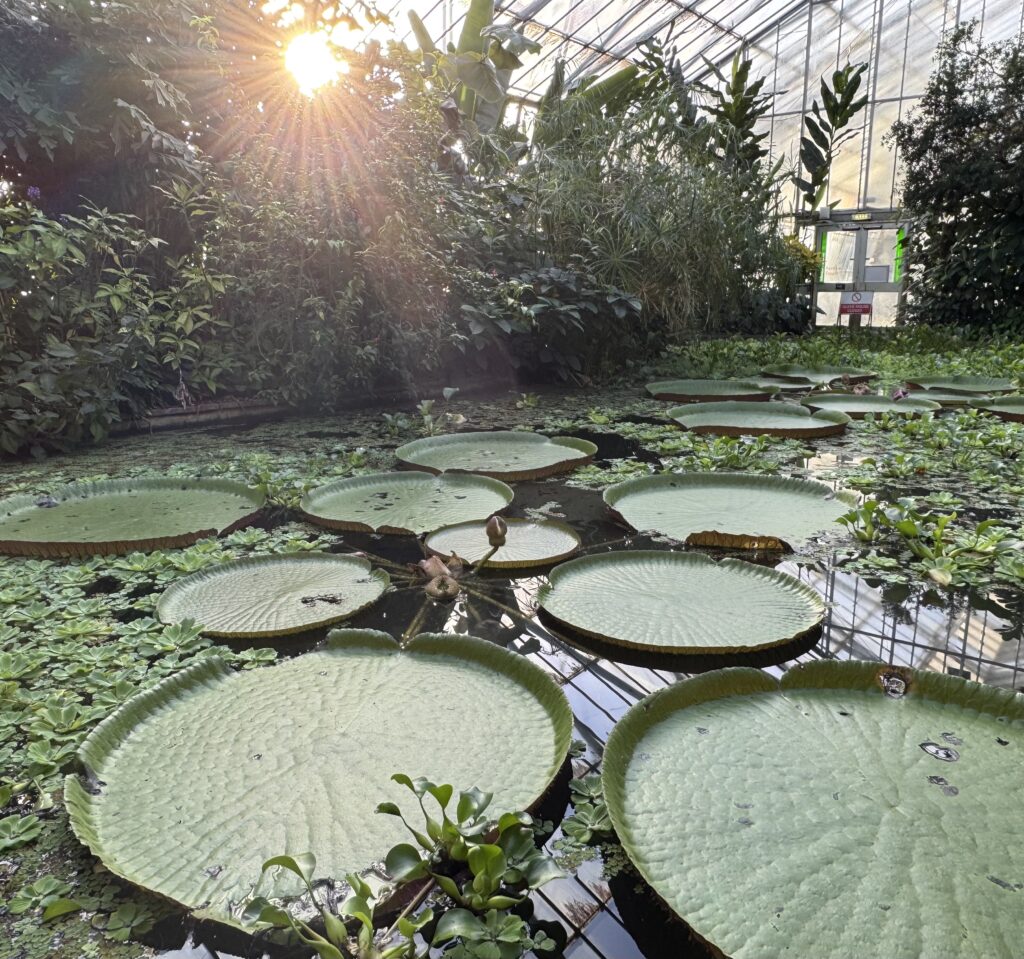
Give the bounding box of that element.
[888,24,1024,330]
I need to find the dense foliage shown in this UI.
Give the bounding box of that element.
[1,1,829,454]
[888,25,1024,330]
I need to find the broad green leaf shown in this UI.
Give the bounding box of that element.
[645,379,773,402]
[156,553,389,638]
[426,518,579,568]
[262,853,317,884]
[300,471,513,536]
[396,432,596,481]
[668,401,850,439]
[385,843,428,881]
[434,907,487,943]
[802,394,940,418]
[539,551,824,655]
[64,630,571,924]
[603,662,1024,959]
[605,473,856,551]
[0,479,263,557]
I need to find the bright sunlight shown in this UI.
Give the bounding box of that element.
[284,30,347,96]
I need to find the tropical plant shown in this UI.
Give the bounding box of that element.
[887,24,1024,330]
[796,62,869,211]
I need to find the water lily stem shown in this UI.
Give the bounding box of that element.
[401,597,431,643]
[471,545,500,574]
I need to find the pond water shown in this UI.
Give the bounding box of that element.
[2,386,1022,959]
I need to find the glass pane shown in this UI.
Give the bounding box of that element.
[864,227,900,281]
[821,229,857,284]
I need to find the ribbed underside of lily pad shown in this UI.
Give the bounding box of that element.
[603,662,1024,959]
[425,518,581,568]
[762,365,876,386]
[645,379,771,402]
[801,394,941,418]
[905,374,1017,394]
[0,479,264,557]
[156,554,390,637]
[668,401,850,438]
[299,471,513,535]
[604,473,855,550]
[971,395,1024,423]
[538,550,824,653]
[65,630,572,924]
[395,431,597,481]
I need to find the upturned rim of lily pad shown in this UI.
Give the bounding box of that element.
[667,401,850,439]
[0,478,265,558]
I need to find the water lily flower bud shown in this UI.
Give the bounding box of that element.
[425,575,460,600]
[486,515,507,548]
[418,556,450,579]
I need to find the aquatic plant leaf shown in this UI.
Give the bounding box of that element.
[905,389,990,408]
[156,554,390,637]
[905,374,1017,394]
[603,662,1024,959]
[644,379,772,402]
[761,365,876,386]
[65,630,572,924]
[0,479,264,557]
[604,473,856,550]
[396,432,596,481]
[801,394,941,418]
[750,376,814,393]
[300,471,513,535]
[971,395,1024,423]
[425,518,580,568]
[538,551,823,653]
[668,401,850,438]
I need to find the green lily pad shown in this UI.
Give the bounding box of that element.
[971,395,1024,423]
[65,630,572,924]
[750,376,815,393]
[762,365,876,386]
[668,401,850,438]
[604,473,856,550]
[0,479,264,558]
[395,432,597,481]
[603,661,1024,959]
[155,554,390,638]
[425,518,580,568]
[299,472,513,536]
[906,389,990,408]
[538,550,823,654]
[801,393,941,418]
[904,374,1017,394]
[645,379,772,402]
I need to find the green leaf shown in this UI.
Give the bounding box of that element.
[385,842,428,881]
[433,907,487,943]
[42,898,83,922]
[262,853,317,885]
[457,786,494,822]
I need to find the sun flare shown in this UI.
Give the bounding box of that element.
[285,31,346,96]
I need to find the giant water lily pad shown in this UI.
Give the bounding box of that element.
[538,551,823,654]
[604,473,855,550]
[395,432,597,481]
[971,395,1024,423]
[906,389,990,408]
[603,661,1024,959]
[426,518,580,568]
[300,472,513,535]
[750,376,814,393]
[0,479,264,558]
[65,630,572,923]
[156,554,390,638]
[668,401,850,438]
[905,374,1016,394]
[645,379,771,402]
[801,393,941,418]
[762,364,876,386]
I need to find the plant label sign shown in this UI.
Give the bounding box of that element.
[839,290,872,316]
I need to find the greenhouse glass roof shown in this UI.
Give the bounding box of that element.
[374,0,1024,210]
